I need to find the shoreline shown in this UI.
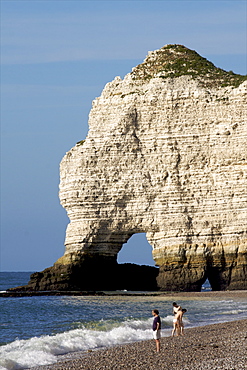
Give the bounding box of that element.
[1,289,247,299]
[31,318,247,370]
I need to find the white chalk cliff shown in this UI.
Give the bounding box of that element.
[26,45,247,291]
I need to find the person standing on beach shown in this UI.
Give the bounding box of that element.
[172,309,180,337]
[179,308,187,335]
[172,308,187,336]
[172,302,182,336]
[152,309,161,352]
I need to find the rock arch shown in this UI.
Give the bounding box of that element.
[14,45,247,292]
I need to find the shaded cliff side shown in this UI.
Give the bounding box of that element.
[10,44,247,292]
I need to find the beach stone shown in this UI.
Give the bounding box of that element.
[11,44,247,292]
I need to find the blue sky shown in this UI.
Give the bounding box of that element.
[1,0,246,271]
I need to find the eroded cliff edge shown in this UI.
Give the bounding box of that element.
[14,45,247,291]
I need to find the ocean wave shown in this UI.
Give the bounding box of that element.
[219,309,246,315]
[0,317,169,370]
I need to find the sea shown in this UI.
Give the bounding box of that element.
[1,272,247,370]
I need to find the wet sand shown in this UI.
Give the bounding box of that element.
[31,291,247,370]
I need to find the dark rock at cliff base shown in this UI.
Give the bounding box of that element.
[8,259,159,292]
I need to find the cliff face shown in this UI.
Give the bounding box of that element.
[20,45,247,291]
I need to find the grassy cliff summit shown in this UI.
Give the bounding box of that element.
[131,44,247,88]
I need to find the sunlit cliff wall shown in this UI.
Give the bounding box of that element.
[18,45,247,291]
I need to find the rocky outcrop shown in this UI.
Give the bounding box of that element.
[13,260,158,292]
[13,45,247,292]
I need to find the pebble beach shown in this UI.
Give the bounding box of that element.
[31,317,247,370]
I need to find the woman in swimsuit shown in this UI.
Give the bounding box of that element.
[172,307,187,336]
[172,310,180,336]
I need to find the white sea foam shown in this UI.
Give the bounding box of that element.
[0,317,171,370]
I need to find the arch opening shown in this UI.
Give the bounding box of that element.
[117,233,156,267]
[115,233,159,291]
[201,278,212,291]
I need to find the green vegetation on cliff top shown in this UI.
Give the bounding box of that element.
[131,44,247,88]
